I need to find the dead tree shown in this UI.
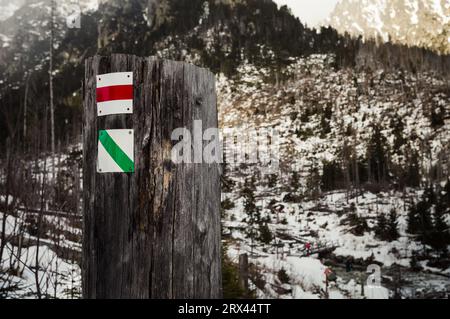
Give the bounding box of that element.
[49,0,56,182]
[82,54,221,299]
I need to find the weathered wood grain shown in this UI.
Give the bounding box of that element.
[82,54,221,299]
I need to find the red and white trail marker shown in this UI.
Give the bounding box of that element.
[96,72,133,116]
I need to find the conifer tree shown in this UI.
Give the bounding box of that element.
[420,187,435,236]
[387,209,400,241]
[241,177,261,243]
[429,188,450,251]
[407,203,420,235]
[259,223,272,245]
[408,186,437,245]
[267,173,278,188]
[375,212,388,239]
[367,125,390,183]
[290,171,301,192]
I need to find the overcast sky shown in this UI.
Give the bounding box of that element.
[273,0,339,27]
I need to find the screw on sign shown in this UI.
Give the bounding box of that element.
[96,72,133,116]
[97,129,134,173]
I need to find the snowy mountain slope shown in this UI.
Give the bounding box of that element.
[218,54,450,177]
[0,0,99,37]
[328,0,450,54]
[0,0,25,22]
[217,54,450,298]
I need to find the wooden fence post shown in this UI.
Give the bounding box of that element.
[82,54,221,298]
[238,253,249,295]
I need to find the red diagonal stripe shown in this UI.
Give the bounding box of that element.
[96,85,133,102]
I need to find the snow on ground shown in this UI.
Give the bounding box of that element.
[223,186,449,299]
[1,242,81,299]
[0,210,81,299]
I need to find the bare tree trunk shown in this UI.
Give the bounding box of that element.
[343,142,351,203]
[34,96,49,299]
[35,159,46,299]
[361,276,365,297]
[0,138,13,267]
[23,73,30,147]
[15,208,25,273]
[49,0,56,183]
[353,135,360,202]
[73,163,80,217]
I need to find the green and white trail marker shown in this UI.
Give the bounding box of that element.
[97,129,134,173]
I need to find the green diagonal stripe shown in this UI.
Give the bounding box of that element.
[99,130,134,173]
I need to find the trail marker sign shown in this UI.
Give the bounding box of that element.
[97,129,134,173]
[96,72,133,116]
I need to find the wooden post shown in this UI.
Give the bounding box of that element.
[238,253,249,295]
[360,274,365,297]
[82,54,221,299]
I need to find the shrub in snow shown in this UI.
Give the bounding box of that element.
[277,268,290,284]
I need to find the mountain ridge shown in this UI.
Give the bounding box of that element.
[328,0,450,54]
